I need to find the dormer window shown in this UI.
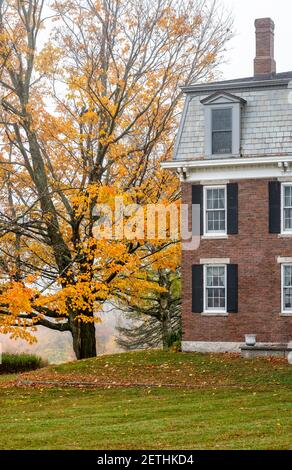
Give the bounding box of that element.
[212,108,232,155]
[201,92,246,159]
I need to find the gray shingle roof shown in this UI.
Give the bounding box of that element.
[182,71,292,94]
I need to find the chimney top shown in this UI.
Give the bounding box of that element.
[254,17,276,77]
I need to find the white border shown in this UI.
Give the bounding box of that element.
[281,263,292,315]
[203,264,227,315]
[281,182,292,235]
[203,185,227,237]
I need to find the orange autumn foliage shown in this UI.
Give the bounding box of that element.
[0,0,232,358]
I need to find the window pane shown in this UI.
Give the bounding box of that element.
[206,266,225,287]
[206,288,225,309]
[284,266,292,287]
[212,131,232,154]
[207,210,225,231]
[284,186,292,207]
[206,188,225,209]
[207,289,214,308]
[284,208,292,230]
[212,108,232,131]
[284,287,292,309]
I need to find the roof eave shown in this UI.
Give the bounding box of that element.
[181,77,292,94]
[161,155,292,170]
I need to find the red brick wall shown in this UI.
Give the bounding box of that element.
[182,179,292,344]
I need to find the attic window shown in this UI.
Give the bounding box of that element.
[201,92,246,159]
[212,108,232,155]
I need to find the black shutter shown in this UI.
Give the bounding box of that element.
[227,264,238,313]
[227,183,238,235]
[192,185,203,235]
[269,181,281,234]
[192,265,203,313]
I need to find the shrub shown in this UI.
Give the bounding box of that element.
[0,353,47,374]
[166,330,182,352]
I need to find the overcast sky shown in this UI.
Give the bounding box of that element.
[220,0,292,79]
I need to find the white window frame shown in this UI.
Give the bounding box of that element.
[203,264,227,314]
[281,263,292,315]
[203,185,227,237]
[281,182,292,234]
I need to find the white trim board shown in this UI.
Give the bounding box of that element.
[165,164,292,183]
[188,166,292,183]
[277,257,292,264]
[200,258,230,264]
[161,156,292,183]
[161,155,292,170]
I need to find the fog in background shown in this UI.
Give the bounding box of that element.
[0,304,125,363]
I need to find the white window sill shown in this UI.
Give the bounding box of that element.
[278,233,292,238]
[280,312,292,317]
[202,234,228,240]
[201,312,228,317]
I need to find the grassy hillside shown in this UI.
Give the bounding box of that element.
[0,351,291,450]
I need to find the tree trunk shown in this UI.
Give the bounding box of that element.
[161,313,172,350]
[71,321,97,359]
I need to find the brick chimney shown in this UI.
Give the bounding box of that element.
[254,18,276,77]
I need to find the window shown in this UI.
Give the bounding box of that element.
[212,108,232,155]
[204,265,227,313]
[201,92,246,159]
[192,263,238,314]
[282,264,292,313]
[281,183,292,233]
[204,185,227,235]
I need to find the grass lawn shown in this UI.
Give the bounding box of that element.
[0,350,291,450]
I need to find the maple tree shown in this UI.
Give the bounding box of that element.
[0,0,232,359]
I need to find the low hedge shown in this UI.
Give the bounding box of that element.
[0,353,47,374]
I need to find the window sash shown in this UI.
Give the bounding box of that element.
[212,108,232,131]
[211,108,233,155]
[212,130,232,155]
[281,184,292,233]
[282,264,292,312]
[204,265,227,313]
[204,186,227,235]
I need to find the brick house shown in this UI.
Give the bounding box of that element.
[162,18,292,354]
